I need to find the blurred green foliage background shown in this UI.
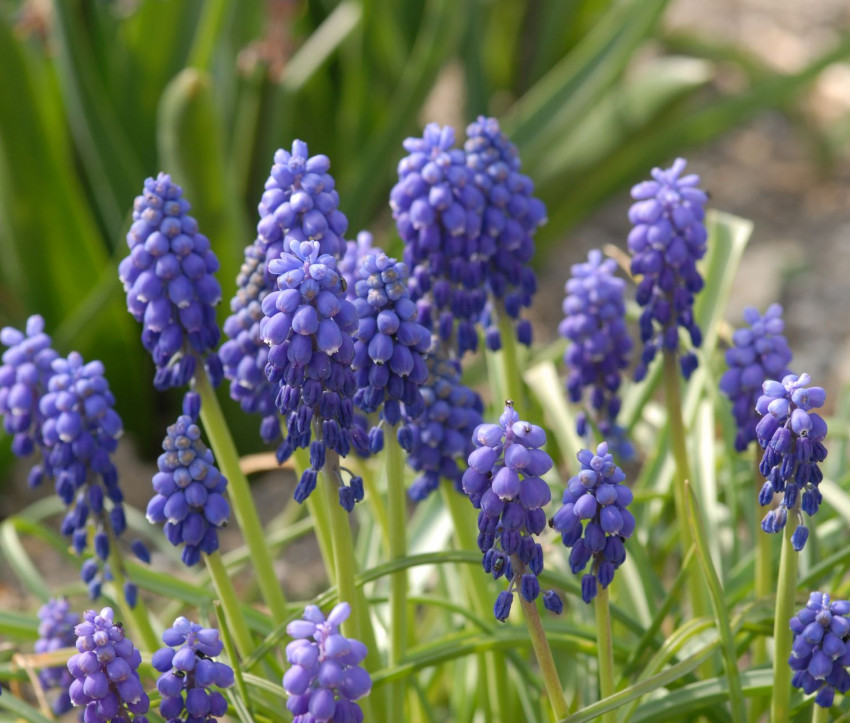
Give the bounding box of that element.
[0,0,848,460]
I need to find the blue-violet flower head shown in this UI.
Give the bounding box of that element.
[36,597,78,715]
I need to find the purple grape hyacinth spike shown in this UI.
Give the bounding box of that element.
[550,441,635,603]
[390,122,486,357]
[67,607,150,722]
[283,602,372,722]
[755,373,827,550]
[462,401,562,619]
[36,598,79,715]
[628,158,708,381]
[560,249,634,459]
[339,231,375,301]
[119,173,223,391]
[719,304,793,451]
[151,617,234,721]
[789,592,850,708]
[464,116,546,350]
[146,415,230,566]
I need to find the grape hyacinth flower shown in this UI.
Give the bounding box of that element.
[401,355,484,501]
[339,231,375,301]
[464,116,546,350]
[390,123,486,357]
[351,251,430,432]
[462,402,562,620]
[627,158,708,380]
[283,602,372,722]
[260,239,366,507]
[789,592,850,708]
[0,315,58,461]
[67,607,150,721]
[35,598,79,715]
[550,442,635,604]
[756,373,828,551]
[151,617,234,721]
[719,304,793,452]
[559,250,633,457]
[146,415,230,566]
[119,173,223,392]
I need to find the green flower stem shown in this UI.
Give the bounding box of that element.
[662,350,709,623]
[512,556,569,721]
[386,426,408,722]
[440,486,512,720]
[295,447,335,570]
[195,365,288,625]
[754,448,771,664]
[771,521,799,722]
[812,703,830,723]
[497,307,523,404]
[204,550,254,658]
[594,587,616,723]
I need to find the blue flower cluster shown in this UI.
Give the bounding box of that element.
[719,304,793,452]
[462,402,561,620]
[151,617,234,721]
[351,251,430,429]
[627,158,708,381]
[550,442,635,604]
[283,602,372,722]
[789,592,850,708]
[560,250,633,455]
[146,415,230,566]
[260,239,366,507]
[390,123,485,356]
[339,231,375,301]
[67,607,150,722]
[400,355,484,501]
[36,598,78,715]
[119,173,223,391]
[0,315,57,460]
[464,116,546,351]
[756,373,828,550]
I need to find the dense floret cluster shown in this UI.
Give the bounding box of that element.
[119,173,222,391]
[462,402,561,620]
[719,304,793,451]
[464,116,546,350]
[36,598,78,715]
[627,158,708,381]
[550,442,635,603]
[339,231,375,301]
[151,617,235,721]
[283,603,372,722]
[789,592,850,708]
[756,373,828,551]
[67,607,150,721]
[146,415,230,566]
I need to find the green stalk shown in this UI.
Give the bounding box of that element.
[812,703,830,723]
[386,427,408,721]
[594,588,616,723]
[204,550,254,658]
[195,365,288,625]
[512,556,569,721]
[771,522,799,722]
[662,350,709,623]
[295,447,335,571]
[752,448,771,723]
[497,309,523,404]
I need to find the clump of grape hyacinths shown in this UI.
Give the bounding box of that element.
[151,617,234,721]
[67,607,150,721]
[550,442,635,604]
[560,250,633,457]
[627,158,708,380]
[35,598,78,715]
[756,373,828,551]
[401,355,483,501]
[789,592,850,708]
[462,402,561,620]
[464,116,546,350]
[351,250,430,436]
[221,142,350,444]
[390,122,485,357]
[119,173,223,391]
[0,315,57,461]
[283,602,372,722]
[146,415,230,566]
[260,239,365,507]
[719,304,793,451]
[339,231,375,301]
